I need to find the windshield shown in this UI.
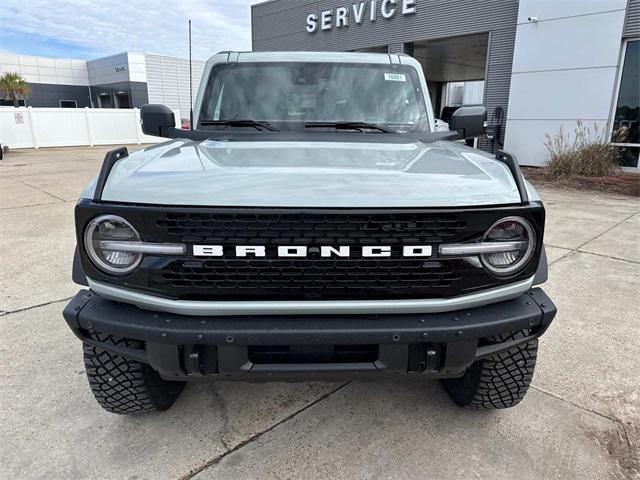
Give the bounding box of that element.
[198,62,430,132]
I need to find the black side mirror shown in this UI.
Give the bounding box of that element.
[140,104,176,137]
[449,106,487,139]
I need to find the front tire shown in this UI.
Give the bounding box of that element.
[442,330,538,409]
[83,334,185,414]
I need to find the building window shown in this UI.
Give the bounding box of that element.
[59,100,78,108]
[115,91,130,109]
[98,93,113,108]
[611,39,639,167]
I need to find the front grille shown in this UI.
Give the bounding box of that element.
[147,211,494,300]
[76,203,545,301]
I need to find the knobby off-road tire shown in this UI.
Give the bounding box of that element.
[442,330,538,409]
[83,334,185,414]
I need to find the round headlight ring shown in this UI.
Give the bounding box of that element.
[480,216,536,276]
[84,215,142,275]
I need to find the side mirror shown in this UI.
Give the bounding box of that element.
[449,106,487,139]
[140,104,176,137]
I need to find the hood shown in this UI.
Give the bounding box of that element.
[91,138,531,208]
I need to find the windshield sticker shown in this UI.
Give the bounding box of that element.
[384,73,406,82]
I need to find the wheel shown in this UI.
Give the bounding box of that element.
[83,333,185,414]
[442,330,538,409]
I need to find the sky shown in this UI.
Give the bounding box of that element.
[0,0,264,60]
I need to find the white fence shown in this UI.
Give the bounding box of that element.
[0,107,180,149]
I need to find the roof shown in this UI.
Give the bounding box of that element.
[212,50,404,65]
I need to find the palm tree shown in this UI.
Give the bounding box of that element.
[0,72,31,107]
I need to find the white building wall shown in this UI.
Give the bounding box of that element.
[145,54,205,120]
[1,52,203,114]
[504,0,628,166]
[126,52,148,83]
[463,81,484,105]
[442,81,484,108]
[0,54,89,86]
[1,52,151,87]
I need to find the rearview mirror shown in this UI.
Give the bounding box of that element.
[140,104,176,138]
[449,106,487,139]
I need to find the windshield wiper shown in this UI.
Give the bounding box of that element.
[304,121,395,133]
[199,119,279,131]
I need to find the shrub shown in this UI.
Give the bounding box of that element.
[0,72,31,107]
[544,121,620,177]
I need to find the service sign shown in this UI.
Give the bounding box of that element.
[306,0,416,33]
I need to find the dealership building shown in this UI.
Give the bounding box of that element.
[251,0,640,168]
[0,52,205,120]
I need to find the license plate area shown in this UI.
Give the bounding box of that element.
[247,344,379,364]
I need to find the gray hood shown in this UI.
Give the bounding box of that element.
[88,138,535,207]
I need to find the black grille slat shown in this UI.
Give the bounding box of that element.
[156,260,463,288]
[156,213,468,245]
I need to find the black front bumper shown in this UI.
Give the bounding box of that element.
[63,289,556,381]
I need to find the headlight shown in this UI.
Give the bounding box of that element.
[84,215,142,275]
[480,216,535,275]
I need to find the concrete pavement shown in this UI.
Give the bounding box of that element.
[1,146,638,479]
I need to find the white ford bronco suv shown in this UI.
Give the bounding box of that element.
[63,51,556,414]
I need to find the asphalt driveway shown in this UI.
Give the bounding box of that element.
[1,145,638,479]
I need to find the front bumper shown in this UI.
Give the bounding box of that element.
[63,288,556,381]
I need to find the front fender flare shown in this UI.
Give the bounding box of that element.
[72,245,88,286]
[532,245,548,286]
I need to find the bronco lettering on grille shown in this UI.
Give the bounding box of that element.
[193,245,433,258]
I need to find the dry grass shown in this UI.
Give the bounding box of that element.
[522,167,640,197]
[544,121,621,178]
